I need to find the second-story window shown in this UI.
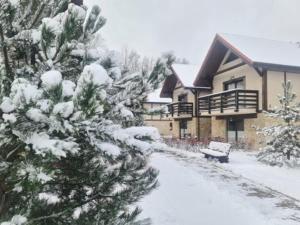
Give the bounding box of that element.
[224,78,245,91]
[178,94,188,102]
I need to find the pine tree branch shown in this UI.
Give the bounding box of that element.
[29,3,46,29]
[27,192,115,223]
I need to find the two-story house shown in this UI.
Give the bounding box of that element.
[160,64,211,140]
[159,33,300,149]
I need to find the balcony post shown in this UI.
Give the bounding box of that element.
[220,93,224,113]
[235,90,239,112]
[256,91,259,112]
[178,102,180,116]
[208,96,211,114]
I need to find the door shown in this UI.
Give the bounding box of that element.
[227,118,244,143]
[179,119,188,139]
[224,78,245,108]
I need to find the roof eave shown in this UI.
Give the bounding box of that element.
[253,62,300,73]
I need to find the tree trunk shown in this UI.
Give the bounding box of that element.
[0,24,13,95]
[287,151,291,160]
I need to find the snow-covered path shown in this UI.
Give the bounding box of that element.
[138,150,300,225]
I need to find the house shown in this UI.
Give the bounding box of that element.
[143,88,173,137]
[160,64,211,140]
[159,33,300,149]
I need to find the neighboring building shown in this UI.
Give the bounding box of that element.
[160,64,211,140]
[143,88,173,138]
[159,33,300,149]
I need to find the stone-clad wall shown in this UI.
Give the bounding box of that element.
[144,120,172,138]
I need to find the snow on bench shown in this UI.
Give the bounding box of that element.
[200,141,231,163]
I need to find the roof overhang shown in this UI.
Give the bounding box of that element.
[160,68,212,98]
[194,34,254,87]
[160,74,178,98]
[194,34,300,86]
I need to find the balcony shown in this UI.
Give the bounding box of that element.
[198,89,259,116]
[168,102,193,118]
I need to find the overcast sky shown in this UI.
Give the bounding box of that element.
[85,0,300,64]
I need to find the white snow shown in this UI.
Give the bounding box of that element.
[38,193,60,204]
[224,151,300,200]
[8,0,19,6]
[79,63,112,87]
[0,97,15,113]
[200,141,231,156]
[219,33,300,68]
[124,126,161,141]
[200,148,227,157]
[62,80,76,97]
[36,172,53,183]
[139,153,275,225]
[120,107,134,119]
[37,99,52,113]
[26,108,47,122]
[3,114,17,124]
[10,78,42,108]
[1,215,27,225]
[147,88,171,103]
[53,101,74,118]
[41,70,62,90]
[25,132,78,158]
[42,17,62,35]
[98,142,121,156]
[171,64,201,87]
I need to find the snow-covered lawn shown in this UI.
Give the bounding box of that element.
[138,148,300,225]
[225,151,300,200]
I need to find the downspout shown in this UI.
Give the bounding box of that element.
[194,89,200,141]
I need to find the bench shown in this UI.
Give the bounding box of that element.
[200,141,231,163]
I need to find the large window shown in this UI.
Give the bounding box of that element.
[178,94,188,102]
[227,118,244,143]
[224,78,245,91]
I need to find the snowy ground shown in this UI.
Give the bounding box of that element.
[138,148,300,225]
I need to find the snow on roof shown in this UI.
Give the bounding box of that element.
[219,33,300,67]
[147,88,172,103]
[172,64,200,87]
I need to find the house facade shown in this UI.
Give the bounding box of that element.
[159,33,300,149]
[160,64,211,140]
[143,88,173,137]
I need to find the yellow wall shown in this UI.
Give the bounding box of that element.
[144,120,173,138]
[212,64,263,110]
[173,81,195,103]
[143,102,172,138]
[267,71,300,109]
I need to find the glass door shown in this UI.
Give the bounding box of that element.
[224,78,245,109]
[179,120,188,139]
[227,118,244,143]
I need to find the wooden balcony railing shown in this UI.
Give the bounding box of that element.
[168,102,193,117]
[198,89,259,115]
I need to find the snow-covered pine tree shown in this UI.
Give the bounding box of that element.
[0,1,166,224]
[257,81,300,167]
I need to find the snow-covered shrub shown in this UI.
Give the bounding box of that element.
[0,1,170,224]
[257,81,300,167]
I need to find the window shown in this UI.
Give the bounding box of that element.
[224,78,245,91]
[178,94,188,102]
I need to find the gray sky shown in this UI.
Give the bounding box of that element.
[85,0,300,64]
